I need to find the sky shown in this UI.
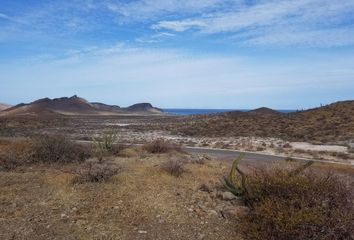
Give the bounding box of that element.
[1,0,354,109]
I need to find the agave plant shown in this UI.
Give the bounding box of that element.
[221,154,248,197]
[221,155,314,198]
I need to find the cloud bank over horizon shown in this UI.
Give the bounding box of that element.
[1,0,354,108]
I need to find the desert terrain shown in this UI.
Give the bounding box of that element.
[1,97,354,240]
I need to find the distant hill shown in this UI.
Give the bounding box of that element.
[91,102,122,112]
[247,107,280,116]
[0,96,163,117]
[0,103,12,111]
[166,101,354,143]
[125,103,162,113]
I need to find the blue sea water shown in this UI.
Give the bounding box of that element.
[163,109,295,115]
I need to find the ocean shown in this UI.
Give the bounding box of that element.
[163,109,295,115]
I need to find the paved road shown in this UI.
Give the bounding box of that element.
[182,146,350,166]
[75,140,350,166]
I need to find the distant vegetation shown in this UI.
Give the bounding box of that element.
[162,100,354,143]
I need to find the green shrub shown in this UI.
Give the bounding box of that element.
[143,139,181,154]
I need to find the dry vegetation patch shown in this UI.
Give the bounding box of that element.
[143,139,181,154]
[238,167,354,240]
[0,151,240,240]
[0,135,92,171]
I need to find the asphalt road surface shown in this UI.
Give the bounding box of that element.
[182,146,347,166]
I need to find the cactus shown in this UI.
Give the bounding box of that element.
[221,154,248,197]
[92,131,116,162]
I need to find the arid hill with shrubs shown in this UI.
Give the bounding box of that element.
[162,100,354,143]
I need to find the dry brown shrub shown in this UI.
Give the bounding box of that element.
[73,158,122,183]
[160,159,185,177]
[143,139,181,154]
[0,135,92,170]
[0,139,35,170]
[31,134,91,163]
[239,167,354,240]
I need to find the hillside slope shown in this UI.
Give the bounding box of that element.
[165,101,354,143]
[0,103,12,111]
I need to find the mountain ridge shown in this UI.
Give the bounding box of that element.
[0,96,163,117]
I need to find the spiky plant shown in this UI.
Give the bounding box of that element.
[221,155,314,199]
[92,131,116,162]
[221,154,248,197]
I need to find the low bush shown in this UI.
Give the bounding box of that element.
[0,139,35,170]
[31,134,90,163]
[143,139,181,154]
[239,168,354,240]
[0,135,91,170]
[161,159,185,177]
[73,158,122,183]
[190,154,208,164]
[92,132,124,161]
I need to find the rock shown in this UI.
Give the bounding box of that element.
[207,210,218,217]
[222,192,237,201]
[221,206,249,219]
[198,233,206,239]
[138,230,147,234]
[199,184,212,193]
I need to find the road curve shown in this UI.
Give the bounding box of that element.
[182,146,350,166]
[75,140,351,166]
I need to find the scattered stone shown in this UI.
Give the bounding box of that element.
[222,192,237,201]
[199,184,212,193]
[207,210,218,217]
[198,233,206,239]
[221,206,249,219]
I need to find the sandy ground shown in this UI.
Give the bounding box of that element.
[290,142,348,152]
[0,152,244,240]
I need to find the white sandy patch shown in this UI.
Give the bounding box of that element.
[290,142,347,152]
[105,123,131,126]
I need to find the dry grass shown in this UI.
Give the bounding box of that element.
[160,159,185,177]
[72,158,123,183]
[0,153,239,240]
[0,138,35,170]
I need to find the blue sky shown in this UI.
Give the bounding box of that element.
[1,0,354,109]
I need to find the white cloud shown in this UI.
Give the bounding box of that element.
[1,43,354,108]
[105,0,226,20]
[152,0,354,47]
[152,20,206,32]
